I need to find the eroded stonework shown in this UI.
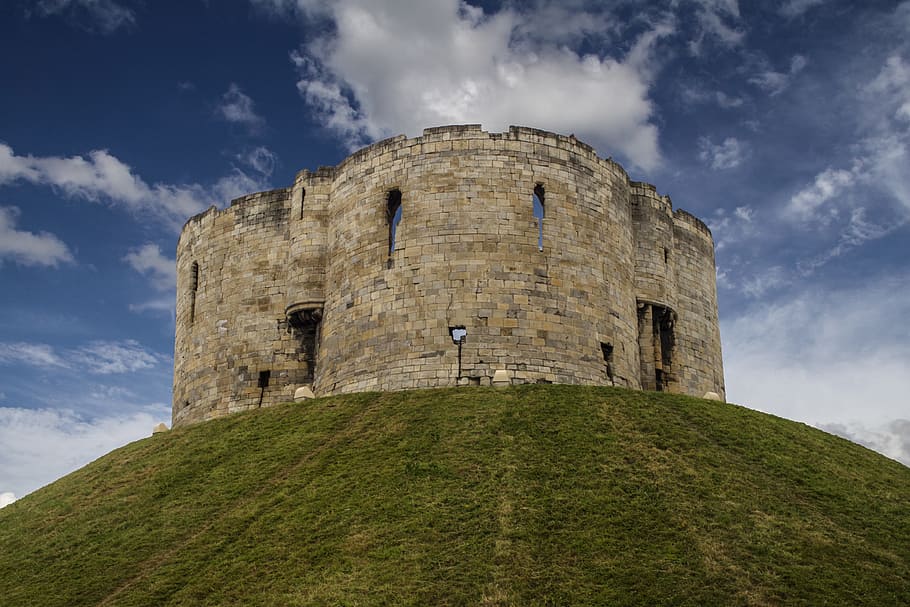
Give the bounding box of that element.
[173,125,724,427]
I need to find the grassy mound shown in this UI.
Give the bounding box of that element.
[1,385,908,606]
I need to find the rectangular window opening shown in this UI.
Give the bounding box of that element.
[533,184,545,251]
[387,188,402,256]
[258,370,271,388]
[290,309,322,385]
[189,261,199,325]
[601,342,614,385]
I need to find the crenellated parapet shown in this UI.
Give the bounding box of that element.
[173,125,724,426]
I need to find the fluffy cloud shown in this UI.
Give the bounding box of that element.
[0,206,74,267]
[217,84,266,134]
[0,143,274,230]
[786,166,857,223]
[698,136,747,169]
[284,0,671,170]
[0,404,169,499]
[123,243,176,291]
[28,0,136,33]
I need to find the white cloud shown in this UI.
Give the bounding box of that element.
[739,265,788,298]
[680,84,743,109]
[128,298,175,314]
[722,274,910,446]
[796,207,896,275]
[238,147,277,178]
[217,84,266,134]
[71,340,160,374]
[0,143,273,230]
[0,492,15,508]
[779,0,828,19]
[0,342,69,369]
[123,243,176,291]
[287,0,672,170]
[0,206,74,267]
[0,340,160,374]
[786,166,857,223]
[698,136,747,169]
[690,0,744,51]
[819,420,910,467]
[29,0,136,33]
[749,53,807,96]
[0,404,169,498]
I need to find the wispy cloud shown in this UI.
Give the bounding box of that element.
[123,243,176,291]
[216,84,266,134]
[285,0,673,170]
[749,54,807,96]
[0,343,69,369]
[0,340,161,374]
[28,0,136,33]
[688,0,745,55]
[698,136,747,169]
[0,206,74,267]
[0,143,274,230]
[0,492,15,508]
[779,0,829,19]
[70,340,161,374]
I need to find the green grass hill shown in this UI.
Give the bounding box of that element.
[1,385,909,606]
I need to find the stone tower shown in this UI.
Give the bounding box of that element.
[173,125,724,427]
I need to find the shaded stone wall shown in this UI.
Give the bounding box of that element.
[173,125,725,427]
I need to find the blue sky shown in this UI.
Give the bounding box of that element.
[1,0,909,505]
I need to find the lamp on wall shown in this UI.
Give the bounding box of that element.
[449,326,467,380]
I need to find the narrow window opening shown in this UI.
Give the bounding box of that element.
[664,248,669,264]
[299,187,306,220]
[533,184,545,251]
[386,189,402,256]
[257,370,271,408]
[189,261,199,325]
[601,342,615,385]
[258,370,271,388]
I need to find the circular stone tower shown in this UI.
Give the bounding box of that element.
[172,125,724,426]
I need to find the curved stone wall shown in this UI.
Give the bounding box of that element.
[173,125,725,426]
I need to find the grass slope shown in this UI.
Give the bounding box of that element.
[1,385,909,606]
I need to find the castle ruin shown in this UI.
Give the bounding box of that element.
[173,125,724,427]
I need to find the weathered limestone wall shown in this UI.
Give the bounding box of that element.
[672,210,726,399]
[173,125,725,427]
[316,125,639,394]
[174,188,309,426]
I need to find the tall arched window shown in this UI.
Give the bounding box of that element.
[387,188,402,256]
[533,184,545,251]
[189,261,199,324]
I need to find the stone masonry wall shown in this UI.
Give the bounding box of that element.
[173,125,725,426]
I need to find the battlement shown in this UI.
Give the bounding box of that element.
[172,125,724,426]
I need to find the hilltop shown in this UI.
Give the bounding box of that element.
[1,385,908,606]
